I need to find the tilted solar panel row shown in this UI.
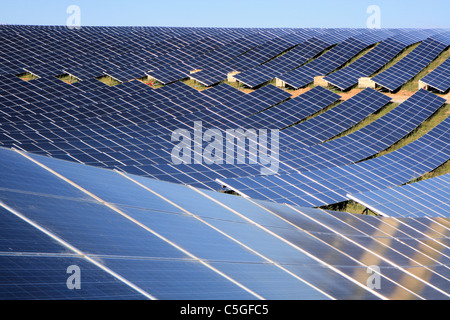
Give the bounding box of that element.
[277,36,381,89]
[220,116,450,207]
[154,89,445,189]
[324,36,416,90]
[420,57,450,92]
[372,35,450,91]
[348,173,450,218]
[1,146,449,299]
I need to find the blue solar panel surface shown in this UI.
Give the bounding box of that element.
[0,146,449,299]
[0,25,449,300]
[421,57,450,92]
[372,37,449,91]
[220,116,450,207]
[348,174,450,218]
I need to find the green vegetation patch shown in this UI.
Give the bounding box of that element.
[16,72,39,81]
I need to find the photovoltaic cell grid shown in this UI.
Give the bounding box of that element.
[192,29,396,87]
[1,25,309,86]
[92,88,391,190]
[253,86,341,128]
[347,173,450,218]
[420,57,450,92]
[227,32,312,71]
[102,87,341,189]
[323,38,411,90]
[278,88,391,148]
[233,52,308,88]
[277,89,446,173]
[372,35,450,91]
[0,80,201,130]
[219,116,450,208]
[0,26,450,299]
[185,36,275,86]
[168,88,444,188]
[200,82,252,106]
[0,147,449,300]
[125,87,384,162]
[159,30,317,86]
[0,81,294,183]
[119,87,368,156]
[232,35,335,88]
[0,84,392,193]
[0,26,444,92]
[277,34,386,89]
[0,80,195,127]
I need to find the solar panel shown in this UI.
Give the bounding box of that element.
[1,146,449,299]
[219,116,450,207]
[233,50,308,88]
[347,173,450,218]
[1,25,449,300]
[147,65,190,85]
[323,37,412,90]
[246,84,291,106]
[372,37,449,91]
[0,254,147,300]
[420,57,450,92]
[277,35,380,89]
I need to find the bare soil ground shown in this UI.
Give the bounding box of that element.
[288,87,450,103]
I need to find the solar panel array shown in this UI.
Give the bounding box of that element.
[278,89,446,170]
[323,31,430,90]
[1,147,449,300]
[0,25,449,300]
[372,34,450,91]
[420,57,450,92]
[206,89,445,178]
[276,32,395,89]
[348,174,450,218]
[232,34,340,88]
[0,25,313,86]
[91,87,389,190]
[220,116,450,207]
